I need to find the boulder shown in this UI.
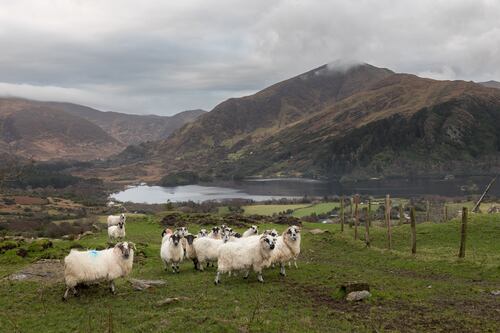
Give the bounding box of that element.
[346,290,371,302]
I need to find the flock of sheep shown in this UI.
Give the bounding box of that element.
[62,214,301,300]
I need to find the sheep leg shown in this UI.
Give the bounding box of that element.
[63,287,70,301]
[163,260,169,271]
[257,271,264,283]
[171,264,176,274]
[288,261,291,267]
[109,281,116,294]
[243,271,249,279]
[192,258,199,270]
[294,259,298,269]
[198,261,205,271]
[280,263,286,277]
[214,271,221,285]
[176,264,180,274]
[72,287,79,297]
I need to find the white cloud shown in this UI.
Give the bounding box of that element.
[0,0,499,115]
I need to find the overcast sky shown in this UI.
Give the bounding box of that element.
[1,0,499,115]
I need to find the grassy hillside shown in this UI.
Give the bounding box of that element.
[1,214,499,332]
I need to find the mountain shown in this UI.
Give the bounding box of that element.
[479,80,500,90]
[43,102,206,145]
[0,98,126,161]
[95,63,500,182]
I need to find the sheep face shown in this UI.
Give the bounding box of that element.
[171,233,182,246]
[260,235,275,250]
[116,242,134,259]
[251,225,258,234]
[177,227,188,236]
[211,227,220,235]
[264,229,279,241]
[233,232,242,238]
[287,226,300,241]
[162,228,173,238]
[120,214,126,223]
[185,234,197,245]
[118,221,124,229]
[223,227,232,236]
[198,229,208,237]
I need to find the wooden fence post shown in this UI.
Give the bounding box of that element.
[349,197,353,228]
[410,207,416,254]
[386,194,392,250]
[340,196,344,233]
[426,200,430,222]
[444,204,448,222]
[354,194,359,240]
[368,199,372,227]
[364,207,370,247]
[399,204,404,225]
[458,207,468,258]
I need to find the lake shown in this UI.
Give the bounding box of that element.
[110,176,499,204]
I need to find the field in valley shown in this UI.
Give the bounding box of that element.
[1,212,499,332]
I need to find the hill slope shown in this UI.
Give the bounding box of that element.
[0,98,124,161]
[43,102,205,145]
[98,63,500,182]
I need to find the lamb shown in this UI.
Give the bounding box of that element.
[270,226,301,276]
[215,234,275,284]
[242,225,258,237]
[160,232,184,273]
[192,236,227,270]
[107,213,126,227]
[208,226,221,239]
[62,242,135,300]
[183,234,199,270]
[108,221,126,240]
[197,229,208,238]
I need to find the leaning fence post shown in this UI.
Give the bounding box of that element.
[426,200,430,222]
[458,207,468,258]
[386,194,392,250]
[364,207,370,247]
[340,196,344,233]
[354,194,359,240]
[410,207,416,254]
[444,204,448,222]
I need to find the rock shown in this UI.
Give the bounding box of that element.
[340,282,371,294]
[157,297,179,305]
[129,278,167,291]
[61,235,71,240]
[346,290,371,302]
[491,290,500,296]
[309,229,327,234]
[157,296,189,306]
[81,231,93,237]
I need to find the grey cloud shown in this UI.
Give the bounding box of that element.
[0,0,499,115]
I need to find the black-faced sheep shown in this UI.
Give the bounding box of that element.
[63,242,135,300]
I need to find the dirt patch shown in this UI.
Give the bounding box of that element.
[6,259,64,283]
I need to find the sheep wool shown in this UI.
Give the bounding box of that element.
[160,233,184,273]
[63,242,135,300]
[215,234,275,284]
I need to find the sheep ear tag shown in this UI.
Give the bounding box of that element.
[89,250,99,258]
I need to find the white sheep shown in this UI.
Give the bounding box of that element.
[215,234,275,284]
[242,225,258,237]
[271,226,301,276]
[62,242,135,300]
[197,229,208,238]
[108,221,126,240]
[160,232,184,273]
[107,213,126,227]
[208,226,221,239]
[183,234,199,270]
[192,236,227,270]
